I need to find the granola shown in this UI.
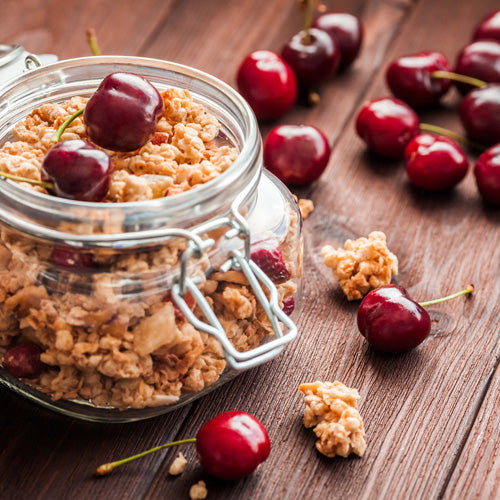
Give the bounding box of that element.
[189,481,208,500]
[321,231,398,300]
[298,198,314,220]
[299,381,366,458]
[169,452,188,476]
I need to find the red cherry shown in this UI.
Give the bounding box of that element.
[236,50,298,121]
[41,140,112,202]
[311,12,363,69]
[473,10,500,42]
[250,239,291,284]
[281,28,340,88]
[385,52,453,108]
[263,124,331,185]
[454,40,500,94]
[474,144,500,205]
[459,83,500,146]
[282,296,295,316]
[50,246,94,268]
[3,343,43,378]
[84,72,164,152]
[357,285,431,353]
[404,134,468,190]
[196,411,271,480]
[355,97,420,159]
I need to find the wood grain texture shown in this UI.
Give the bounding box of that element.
[1,0,500,499]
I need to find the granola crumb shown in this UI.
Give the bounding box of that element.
[168,452,188,476]
[321,231,398,301]
[189,480,208,499]
[298,198,314,219]
[299,381,366,458]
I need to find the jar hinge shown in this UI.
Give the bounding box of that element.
[171,191,298,370]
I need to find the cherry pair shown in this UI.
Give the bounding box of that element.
[236,9,362,121]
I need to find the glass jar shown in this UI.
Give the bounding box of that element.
[0,56,302,422]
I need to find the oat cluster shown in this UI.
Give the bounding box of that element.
[321,231,398,300]
[168,452,188,476]
[189,480,207,500]
[298,198,314,219]
[299,380,366,458]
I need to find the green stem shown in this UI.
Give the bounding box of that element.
[52,108,85,143]
[431,70,486,89]
[86,28,102,56]
[419,284,474,307]
[419,123,485,151]
[96,437,196,476]
[302,0,312,45]
[0,171,53,189]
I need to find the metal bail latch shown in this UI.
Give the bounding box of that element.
[171,192,298,370]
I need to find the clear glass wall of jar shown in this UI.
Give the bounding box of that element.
[0,57,302,422]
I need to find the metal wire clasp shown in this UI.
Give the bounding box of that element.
[171,191,298,370]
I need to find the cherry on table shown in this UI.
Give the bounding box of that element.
[473,10,500,42]
[474,144,500,205]
[355,97,420,159]
[282,28,340,89]
[196,411,271,480]
[404,134,469,190]
[42,140,112,202]
[96,411,271,480]
[236,50,297,121]
[459,83,500,146]
[85,72,164,152]
[454,40,500,94]
[385,51,453,108]
[263,124,331,185]
[3,343,43,378]
[357,284,473,353]
[311,12,363,70]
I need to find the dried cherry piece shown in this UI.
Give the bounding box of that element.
[3,343,43,378]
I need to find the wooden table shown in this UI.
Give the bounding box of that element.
[2,0,500,498]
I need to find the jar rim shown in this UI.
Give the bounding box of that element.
[0,56,262,239]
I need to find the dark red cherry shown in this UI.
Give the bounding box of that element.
[263,124,331,185]
[236,50,298,121]
[50,246,94,268]
[385,52,453,108]
[474,144,500,205]
[355,97,420,159]
[281,28,340,88]
[312,12,363,69]
[459,83,500,146]
[473,10,500,42]
[251,239,291,284]
[282,296,295,316]
[196,411,271,480]
[41,140,112,201]
[3,343,43,378]
[454,40,500,94]
[84,72,164,152]
[404,134,469,190]
[357,285,431,353]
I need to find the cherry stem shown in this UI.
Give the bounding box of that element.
[86,28,102,56]
[0,171,53,189]
[419,284,474,307]
[431,70,486,89]
[419,123,485,151]
[52,108,85,142]
[302,0,312,45]
[96,437,196,476]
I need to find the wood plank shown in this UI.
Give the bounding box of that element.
[443,360,500,500]
[2,0,175,59]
